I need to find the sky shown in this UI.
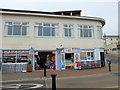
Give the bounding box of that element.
[0,0,119,35]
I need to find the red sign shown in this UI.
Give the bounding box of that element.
[2,52,29,54]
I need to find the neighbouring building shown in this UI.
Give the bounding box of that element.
[103,35,120,55]
[0,8,106,72]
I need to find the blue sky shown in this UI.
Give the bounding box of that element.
[0,0,119,35]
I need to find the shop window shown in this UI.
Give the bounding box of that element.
[78,25,93,38]
[35,23,58,37]
[65,53,74,63]
[80,52,94,60]
[63,24,73,37]
[80,52,87,60]
[2,50,29,63]
[5,21,29,36]
[65,53,74,69]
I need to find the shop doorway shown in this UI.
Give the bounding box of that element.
[100,52,105,67]
[35,51,55,69]
[65,53,74,69]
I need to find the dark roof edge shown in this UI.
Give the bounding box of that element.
[0,8,82,15]
[0,8,53,14]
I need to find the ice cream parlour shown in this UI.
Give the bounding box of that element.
[55,48,105,70]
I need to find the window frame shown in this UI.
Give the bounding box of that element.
[4,21,29,36]
[97,25,103,39]
[34,23,58,37]
[78,25,93,38]
[63,24,73,37]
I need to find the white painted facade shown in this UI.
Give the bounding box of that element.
[1,13,105,50]
[0,9,106,71]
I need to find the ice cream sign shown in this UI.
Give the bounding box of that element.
[61,48,80,53]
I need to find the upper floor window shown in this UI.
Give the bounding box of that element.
[34,23,58,37]
[97,26,102,39]
[63,24,73,37]
[4,21,29,36]
[78,25,93,37]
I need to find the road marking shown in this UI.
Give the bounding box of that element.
[104,86,119,88]
[56,73,112,80]
[0,83,44,89]
[1,78,44,83]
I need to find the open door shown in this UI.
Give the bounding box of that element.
[100,52,105,67]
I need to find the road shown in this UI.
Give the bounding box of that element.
[105,54,119,64]
[1,55,119,89]
[1,79,46,90]
[46,72,119,88]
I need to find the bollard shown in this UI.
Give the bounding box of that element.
[44,65,47,77]
[108,61,111,72]
[51,74,56,90]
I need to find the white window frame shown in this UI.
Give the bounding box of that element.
[34,23,58,37]
[97,26,103,39]
[63,24,73,37]
[4,21,29,36]
[78,25,93,38]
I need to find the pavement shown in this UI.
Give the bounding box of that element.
[1,62,118,82]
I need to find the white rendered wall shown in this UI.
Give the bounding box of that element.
[2,14,104,50]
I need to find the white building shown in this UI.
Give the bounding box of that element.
[0,9,106,71]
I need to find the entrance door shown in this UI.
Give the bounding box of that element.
[100,52,105,67]
[36,52,52,69]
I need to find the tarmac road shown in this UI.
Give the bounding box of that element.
[1,54,119,89]
[105,54,119,64]
[1,79,46,90]
[46,72,119,88]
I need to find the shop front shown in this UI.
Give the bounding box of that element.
[1,48,105,72]
[56,48,105,70]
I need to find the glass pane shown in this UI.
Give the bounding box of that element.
[52,24,58,27]
[52,28,55,36]
[13,25,21,35]
[69,25,73,28]
[88,30,92,37]
[84,25,88,28]
[80,29,83,37]
[14,22,21,25]
[38,27,42,36]
[22,26,27,35]
[84,29,89,37]
[8,26,12,35]
[64,28,68,37]
[22,22,28,25]
[44,23,50,26]
[91,52,94,57]
[69,29,71,37]
[43,27,50,36]
[35,23,42,26]
[79,25,82,28]
[87,52,90,57]
[64,24,68,27]
[6,22,12,25]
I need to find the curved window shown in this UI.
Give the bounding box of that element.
[97,26,103,39]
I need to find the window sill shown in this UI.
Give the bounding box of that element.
[3,35,30,37]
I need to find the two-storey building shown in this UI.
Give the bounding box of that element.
[0,8,106,71]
